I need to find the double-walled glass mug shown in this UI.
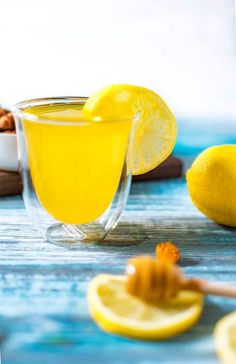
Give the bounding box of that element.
[12,97,137,246]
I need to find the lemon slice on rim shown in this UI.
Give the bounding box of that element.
[87,274,203,340]
[83,84,177,175]
[214,311,236,364]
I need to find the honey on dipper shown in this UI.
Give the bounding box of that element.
[126,257,183,301]
[126,256,236,302]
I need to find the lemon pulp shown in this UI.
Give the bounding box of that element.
[22,104,132,224]
[214,311,236,364]
[84,84,177,175]
[88,274,203,340]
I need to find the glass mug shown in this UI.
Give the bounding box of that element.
[12,97,137,246]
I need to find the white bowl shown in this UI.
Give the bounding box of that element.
[0,133,18,172]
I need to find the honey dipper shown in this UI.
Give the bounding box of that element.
[126,256,236,301]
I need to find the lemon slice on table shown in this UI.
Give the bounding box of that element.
[214,311,236,364]
[83,84,177,175]
[87,274,203,340]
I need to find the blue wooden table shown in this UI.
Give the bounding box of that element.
[0,151,236,364]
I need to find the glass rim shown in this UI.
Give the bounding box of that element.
[12,96,137,125]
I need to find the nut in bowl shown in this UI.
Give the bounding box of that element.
[0,107,18,172]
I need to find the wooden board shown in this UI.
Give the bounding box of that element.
[133,155,183,181]
[0,170,22,196]
[0,160,235,363]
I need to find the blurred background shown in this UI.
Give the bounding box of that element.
[1,0,236,153]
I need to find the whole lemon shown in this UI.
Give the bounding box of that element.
[186,145,236,227]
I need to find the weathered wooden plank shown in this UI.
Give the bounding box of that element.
[0,177,235,363]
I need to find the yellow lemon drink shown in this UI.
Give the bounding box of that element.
[22,103,132,224]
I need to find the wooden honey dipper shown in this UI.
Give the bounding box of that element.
[126,256,236,301]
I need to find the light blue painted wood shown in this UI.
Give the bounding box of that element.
[0,164,235,364]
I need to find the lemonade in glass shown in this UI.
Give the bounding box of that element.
[13,97,134,245]
[13,85,176,246]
